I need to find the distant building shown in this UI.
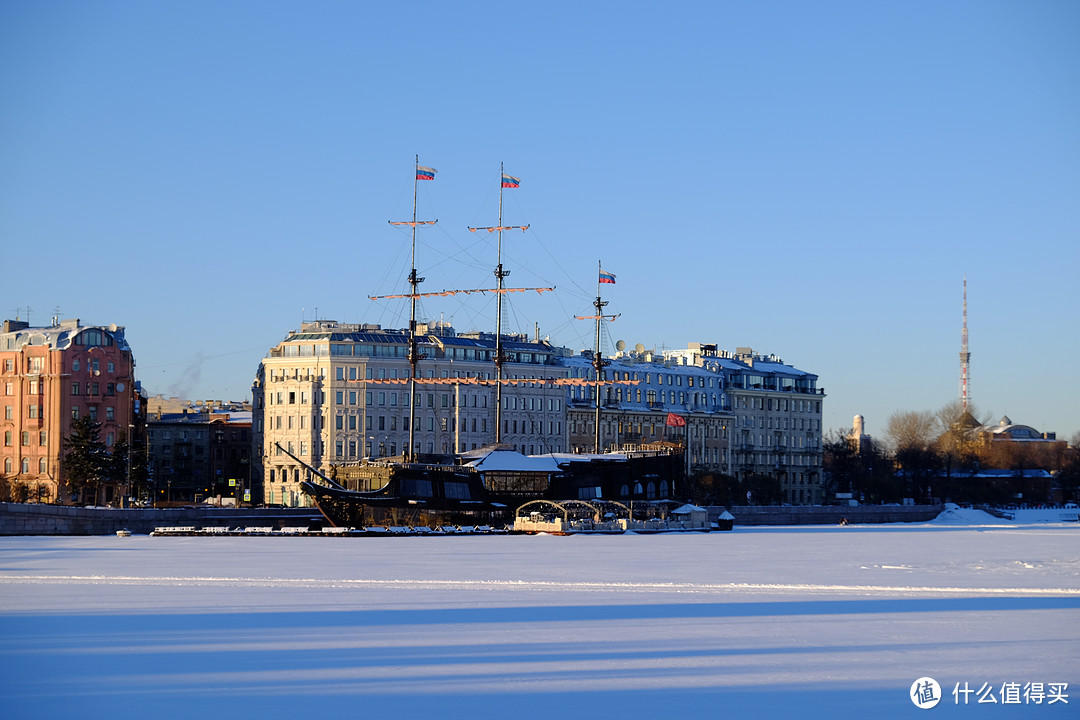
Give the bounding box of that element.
[662,344,824,504]
[850,414,872,453]
[977,416,1059,445]
[562,352,733,470]
[0,318,141,504]
[146,395,251,415]
[146,410,252,505]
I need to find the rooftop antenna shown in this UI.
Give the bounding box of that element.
[960,277,971,411]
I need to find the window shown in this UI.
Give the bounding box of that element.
[39,431,46,445]
[106,407,115,421]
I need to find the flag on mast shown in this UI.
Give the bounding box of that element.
[665,412,686,427]
[501,173,521,188]
[599,268,616,284]
[416,166,437,181]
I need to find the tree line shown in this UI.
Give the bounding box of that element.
[688,401,1079,507]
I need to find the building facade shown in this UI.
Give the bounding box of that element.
[253,321,569,507]
[562,352,734,475]
[146,410,252,505]
[1,318,140,504]
[656,344,824,504]
[253,321,825,507]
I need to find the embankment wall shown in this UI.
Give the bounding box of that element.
[0,503,323,536]
[712,504,943,526]
[0,502,944,535]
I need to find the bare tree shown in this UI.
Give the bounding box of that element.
[884,410,937,452]
[936,400,988,471]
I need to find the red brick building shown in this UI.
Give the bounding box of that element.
[1,318,140,503]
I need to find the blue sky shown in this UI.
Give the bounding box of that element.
[2,1,1078,442]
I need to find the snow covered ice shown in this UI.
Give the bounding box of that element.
[1,507,1077,718]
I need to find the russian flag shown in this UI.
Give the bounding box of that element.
[416,166,437,181]
[599,269,616,284]
[501,173,521,188]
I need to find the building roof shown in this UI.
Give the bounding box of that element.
[1,319,131,353]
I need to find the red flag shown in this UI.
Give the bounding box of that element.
[665,412,685,427]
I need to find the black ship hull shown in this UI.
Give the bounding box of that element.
[302,447,686,528]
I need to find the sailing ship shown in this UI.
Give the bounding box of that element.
[298,159,685,528]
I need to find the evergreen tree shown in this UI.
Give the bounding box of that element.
[63,416,109,504]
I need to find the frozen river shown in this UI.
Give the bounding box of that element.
[1,513,1077,718]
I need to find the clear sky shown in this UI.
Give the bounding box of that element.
[2,1,1078,442]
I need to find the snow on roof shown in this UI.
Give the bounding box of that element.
[466,450,561,473]
[671,503,707,514]
[543,452,630,465]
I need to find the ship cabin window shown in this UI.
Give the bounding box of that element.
[484,472,547,494]
[443,482,470,500]
[399,478,433,498]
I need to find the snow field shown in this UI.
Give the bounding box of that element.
[1,520,1077,718]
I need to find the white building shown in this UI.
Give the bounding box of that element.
[253,321,567,506]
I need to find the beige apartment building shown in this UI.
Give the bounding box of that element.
[253,320,569,506]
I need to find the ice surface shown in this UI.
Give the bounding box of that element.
[1,516,1077,718]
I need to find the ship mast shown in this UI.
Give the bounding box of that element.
[575,262,619,453]
[468,163,530,445]
[386,156,437,462]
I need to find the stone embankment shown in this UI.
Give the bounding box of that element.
[0,502,323,536]
[1,501,945,535]
[712,504,943,526]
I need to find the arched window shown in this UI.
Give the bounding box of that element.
[620,484,629,497]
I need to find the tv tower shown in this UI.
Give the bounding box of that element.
[959,277,971,410]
